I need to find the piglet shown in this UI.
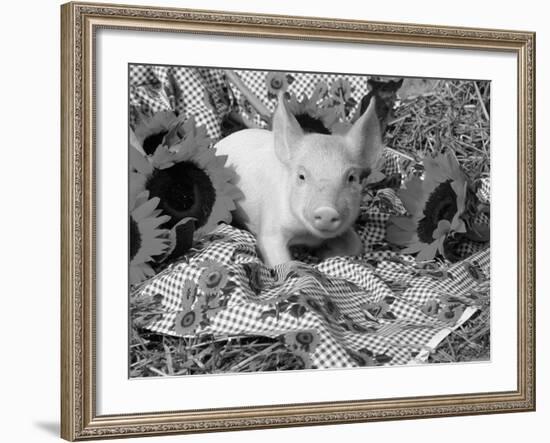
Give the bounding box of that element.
[215,96,383,267]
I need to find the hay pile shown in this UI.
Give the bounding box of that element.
[387,79,490,183]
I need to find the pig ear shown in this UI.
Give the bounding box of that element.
[345,97,383,167]
[272,94,304,164]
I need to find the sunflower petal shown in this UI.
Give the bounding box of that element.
[139,215,171,231]
[193,149,216,168]
[456,219,468,234]
[132,236,169,265]
[129,261,155,286]
[129,174,147,207]
[134,110,177,144]
[421,176,441,198]
[172,138,198,162]
[159,218,196,262]
[139,235,171,257]
[212,154,229,168]
[432,220,451,239]
[398,176,424,215]
[129,267,143,286]
[194,125,210,143]
[225,186,245,201]
[129,145,153,175]
[386,224,416,246]
[444,150,465,182]
[388,215,417,232]
[151,145,176,169]
[451,180,468,214]
[223,198,237,212]
[436,237,446,255]
[182,117,197,135]
[130,129,146,156]
[424,155,449,183]
[416,240,439,261]
[132,190,150,210]
[163,118,187,147]
[401,237,425,253]
[131,196,161,221]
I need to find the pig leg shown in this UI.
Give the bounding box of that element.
[257,233,292,267]
[317,229,363,260]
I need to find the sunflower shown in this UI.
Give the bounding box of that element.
[283,329,321,353]
[330,78,352,100]
[204,291,228,319]
[130,116,242,238]
[197,260,229,296]
[265,71,293,98]
[287,292,322,314]
[129,190,171,286]
[180,280,197,312]
[346,348,376,367]
[324,78,357,120]
[386,150,468,261]
[173,302,206,335]
[362,300,395,321]
[173,293,208,335]
[421,299,440,317]
[284,82,341,135]
[133,111,181,156]
[437,304,465,325]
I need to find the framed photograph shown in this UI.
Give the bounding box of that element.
[61,1,536,440]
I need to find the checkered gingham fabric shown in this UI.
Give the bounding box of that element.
[138,220,489,368]
[130,65,230,140]
[131,65,490,369]
[129,65,374,142]
[231,69,372,128]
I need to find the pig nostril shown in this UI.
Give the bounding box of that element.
[312,207,341,231]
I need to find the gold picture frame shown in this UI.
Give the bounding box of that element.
[61,1,536,440]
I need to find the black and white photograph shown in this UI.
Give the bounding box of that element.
[129,65,491,377]
[1,0,545,440]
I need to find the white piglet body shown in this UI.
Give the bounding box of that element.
[215,97,383,267]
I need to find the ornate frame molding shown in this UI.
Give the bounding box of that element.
[61,2,535,440]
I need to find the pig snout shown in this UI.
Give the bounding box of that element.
[312,206,342,232]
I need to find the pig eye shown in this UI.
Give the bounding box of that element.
[298,172,306,182]
[347,173,358,184]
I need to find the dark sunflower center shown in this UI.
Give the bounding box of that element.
[296,332,314,345]
[294,113,331,134]
[416,180,457,243]
[180,311,196,328]
[270,78,283,89]
[142,130,168,156]
[129,218,141,261]
[146,161,216,229]
[205,271,222,287]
